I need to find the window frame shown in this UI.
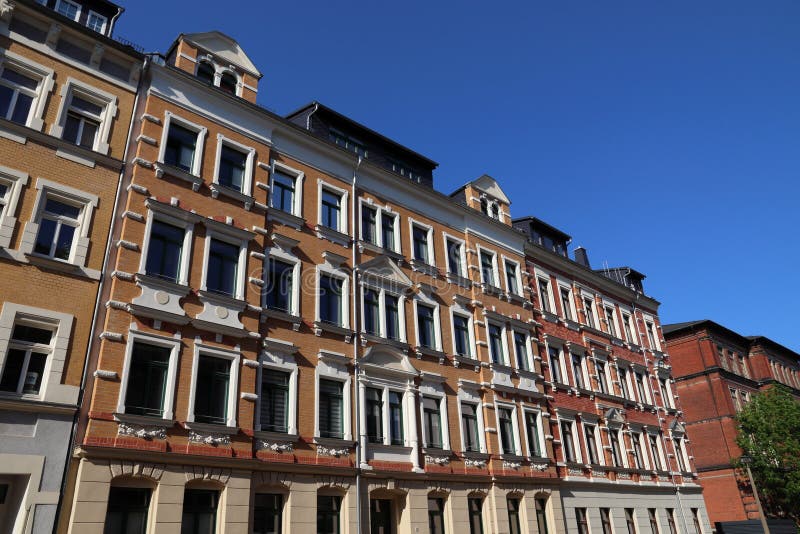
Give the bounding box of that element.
[315,351,352,441]
[608,425,628,468]
[85,10,108,33]
[582,420,603,466]
[558,416,581,463]
[200,228,249,301]
[495,402,522,456]
[186,343,240,428]
[116,328,180,420]
[512,328,533,372]
[317,180,349,234]
[603,301,620,338]
[0,51,55,132]
[558,283,575,321]
[582,293,597,328]
[536,273,555,314]
[458,385,486,453]
[138,200,195,285]
[408,218,435,266]
[546,341,568,385]
[257,340,299,436]
[264,241,302,317]
[55,0,81,21]
[50,77,117,155]
[0,165,28,249]
[521,407,546,459]
[569,350,589,389]
[316,263,351,329]
[413,291,441,351]
[420,377,451,451]
[621,309,638,344]
[477,245,500,289]
[450,306,475,359]
[442,232,467,278]
[269,161,305,218]
[359,199,400,252]
[157,111,208,177]
[501,256,523,296]
[212,134,256,197]
[359,282,407,342]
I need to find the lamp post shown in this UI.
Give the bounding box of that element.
[740,455,770,534]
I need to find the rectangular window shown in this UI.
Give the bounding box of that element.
[193,355,230,425]
[453,314,471,357]
[535,498,549,534]
[585,424,600,464]
[317,495,341,534]
[730,387,741,412]
[622,313,635,343]
[320,189,342,231]
[618,367,630,399]
[514,332,529,371]
[560,287,573,320]
[462,402,480,452]
[363,289,380,336]
[576,508,589,534]
[659,378,673,409]
[182,489,218,534]
[271,171,296,214]
[610,429,624,467]
[0,66,39,125]
[260,370,289,433]
[86,10,107,33]
[381,212,396,252]
[549,347,562,383]
[417,304,436,349]
[646,321,659,350]
[600,508,612,534]
[103,487,151,534]
[478,251,494,287]
[468,497,484,534]
[145,220,184,282]
[56,0,80,20]
[571,353,585,388]
[649,509,660,534]
[504,261,519,294]
[254,493,283,534]
[163,123,197,172]
[507,498,522,534]
[561,420,576,462]
[412,225,430,264]
[319,275,343,326]
[605,306,618,337]
[319,379,344,439]
[385,294,400,341]
[538,279,551,313]
[596,361,609,394]
[218,145,247,192]
[673,438,688,472]
[123,342,169,416]
[648,435,663,470]
[361,205,377,244]
[389,391,404,445]
[446,238,463,275]
[691,509,702,534]
[265,259,294,313]
[525,411,542,457]
[738,355,750,378]
[635,372,649,404]
[423,397,443,449]
[428,498,445,534]
[632,432,645,469]
[626,509,637,534]
[34,197,80,261]
[0,321,52,395]
[498,407,516,455]
[583,298,596,328]
[666,509,678,534]
[488,323,505,364]
[366,387,383,443]
[206,239,239,297]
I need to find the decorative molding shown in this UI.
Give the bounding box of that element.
[258,440,294,453]
[465,458,487,468]
[122,210,145,222]
[503,460,522,470]
[140,113,162,125]
[118,422,166,441]
[241,392,258,401]
[189,430,231,446]
[93,369,118,379]
[317,445,350,457]
[116,240,139,251]
[184,466,231,484]
[128,183,149,195]
[99,331,124,342]
[132,157,153,169]
[531,462,550,472]
[425,454,450,466]
[109,461,166,481]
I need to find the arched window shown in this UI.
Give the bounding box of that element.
[219,72,238,95]
[196,61,215,85]
[491,203,500,220]
[480,198,489,215]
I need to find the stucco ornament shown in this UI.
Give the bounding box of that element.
[259,440,293,453]
[189,430,231,446]
[118,423,167,441]
[0,0,14,21]
[317,446,349,457]
[425,454,450,466]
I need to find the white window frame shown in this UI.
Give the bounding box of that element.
[620,308,638,345]
[558,415,582,463]
[186,342,241,428]
[317,179,349,234]
[55,0,81,21]
[0,165,28,248]
[408,218,435,266]
[138,199,195,285]
[511,328,533,371]
[495,401,522,456]
[557,282,575,321]
[647,431,667,471]
[486,320,509,366]
[501,255,523,296]
[442,232,467,277]
[269,161,305,217]
[592,354,613,395]
[457,384,487,453]
[85,10,108,33]
[358,198,400,252]
[157,111,208,176]
[420,378,451,451]
[412,289,441,351]
[633,368,652,405]
[545,338,568,385]
[20,178,98,267]
[200,227,249,301]
[602,301,621,339]
[520,406,546,459]
[643,316,661,351]
[116,328,180,420]
[359,282,407,342]
[630,428,650,470]
[568,349,590,389]
[476,245,499,288]
[672,435,691,473]
[0,50,55,132]
[315,350,352,441]
[607,425,628,468]
[450,301,475,359]
[50,77,118,155]
[658,374,675,410]
[212,134,256,197]
[582,420,604,466]
[360,381,409,447]
[581,292,597,328]
[264,241,302,317]
[534,269,556,313]
[315,261,351,329]
[258,339,299,435]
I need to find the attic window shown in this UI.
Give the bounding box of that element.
[479,197,500,220]
[329,130,367,158]
[219,72,237,95]
[195,61,240,96]
[196,62,215,85]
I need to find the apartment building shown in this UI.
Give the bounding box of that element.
[514,217,710,534]
[0,0,141,532]
[663,320,800,529]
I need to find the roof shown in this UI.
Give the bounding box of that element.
[745,336,800,360]
[663,320,755,349]
[512,216,572,242]
[169,31,262,78]
[285,102,438,167]
[449,174,511,204]
[595,266,647,280]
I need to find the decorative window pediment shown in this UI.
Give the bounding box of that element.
[360,344,418,378]
[669,419,686,434]
[359,255,412,291]
[604,407,625,425]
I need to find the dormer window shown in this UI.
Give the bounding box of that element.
[196,61,215,85]
[329,129,367,158]
[479,196,501,220]
[194,59,241,96]
[219,72,237,95]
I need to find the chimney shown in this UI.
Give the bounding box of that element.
[574,247,591,268]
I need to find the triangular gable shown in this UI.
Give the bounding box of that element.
[360,345,418,377]
[670,420,686,434]
[605,407,625,425]
[359,255,413,290]
[183,31,262,77]
[470,174,511,204]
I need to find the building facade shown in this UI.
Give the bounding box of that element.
[663,320,800,529]
[0,0,141,532]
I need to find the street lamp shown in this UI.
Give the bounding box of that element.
[740,455,770,534]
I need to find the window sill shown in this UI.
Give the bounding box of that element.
[357,240,403,261]
[360,333,410,350]
[500,453,526,462]
[454,354,481,369]
[183,421,239,435]
[315,224,351,248]
[562,318,582,331]
[210,182,255,210]
[461,450,490,460]
[507,292,529,306]
[22,251,101,280]
[154,162,204,191]
[115,413,175,428]
[481,283,503,296]
[313,437,356,448]
[422,447,452,456]
[580,324,612,339]
[313,320,354,342]
[445,272,472,289]
[254,430,298,442]
[414,345,446,360]
[261,308,302,330]
[409,259,439,277]
[627,342,643,352]
[194,290,251,337]
[266,207,305,231]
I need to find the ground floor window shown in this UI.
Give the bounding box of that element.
[428,497,445,534]
[317,495,342,534]
[104,487,151,534]
[370,498,393,534]
[254,493,283,534]
[507,497,522,534]
[535,498,549,534]
[182,489,218,534]
[468,497,483,534]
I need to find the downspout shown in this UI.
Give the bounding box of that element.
[351,155,363,533]
[52,55,149,534]
[108,6,123,38]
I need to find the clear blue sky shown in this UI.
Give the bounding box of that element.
[115,1,800,350]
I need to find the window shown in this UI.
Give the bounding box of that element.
[535,498,549,534]
[417,304,436,349]
[329,129,367,157]
[738,355,750,378]
[488,323,506,365]
[610,429,624,467]
[33,197,81,261]
[576,508,589,534]
[361,204,399,251]
[389,391,404,445]
[634,371,650,404]
[319,275,344,326]
[260,370,289,433]
[381,212,397,252]
[216,143,249,193]
[596,361,609,394]
[560,420,577,462]
[446,238,464,276]
[205,238,240,297]
[498,407,517,455]
[123,342,170,416]
[571,353,586,388]
[632,432,646,469]
[468,497,484,534]
[648,509,660,534]
[366,387,383,443]
[648,434,663,470]
[646,321,659,350]
[584,424,600,464]
[385,294,400,341]
[320,188,343,231]
[56,0,80,20]
[605,306,618,337]
[363,289,380,336]
[504,260,520,294]
[549,346,563,383]
[560,287,573,321]
[622,313,636,343]
[266,259,295,314]
[271,170,297,214]
[666,509,677,534]
[182,489,218,534]
[319,379,344,439]
[507,497,522,534]
[0,66,39,125]
[62,94,102,149]
[453,314,472,358]
[618,367,631,399]
[583,297,596,328]
[361,286,404,341]
[479,250,497,287]
[513,331,530,371]
[600,508,613,534]
[86,10,107,33]
[461,402,481,452]
[412,224,431,264]
[0,320,52,395]
[691,509,702,534]
[538,279,552,313]
[164,123,199,172]
[361,205,377,245]
[103,487,150,534]
[144,220,184,282]
[673,438,688,472]
[219,72,237,95]
[625,509,637,534]
[254,494,283,534]
[317,495,341,534]
[659,378,674,409]
[196,62,215,84]
[423,397,443,449]
[525,411,542,457]
[193,354,231,425]
[428,497,445,534]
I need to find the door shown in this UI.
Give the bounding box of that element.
[370,499,393,534]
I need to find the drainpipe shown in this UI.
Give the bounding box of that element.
[108,6,123,38]
[52,56,149,534]
[350,155,364,533]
